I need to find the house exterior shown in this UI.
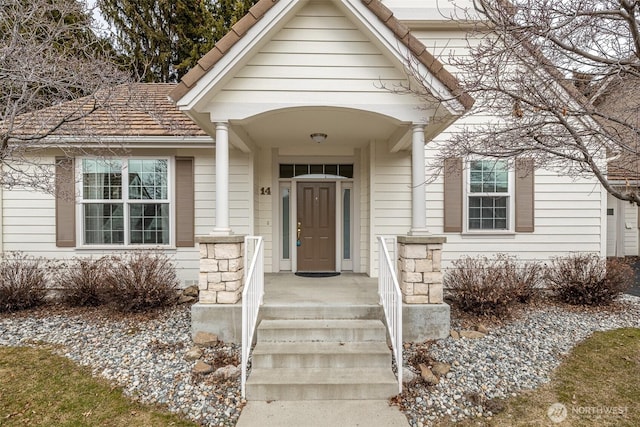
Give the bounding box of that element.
[4,0,609,341]
[588,75,640,258]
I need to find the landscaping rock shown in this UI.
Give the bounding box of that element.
[419,363,439,385]
[184,346,203,361]
[431,361,451,377]
[183,285,199,298]
[475,324,489,334]
[459,330,486,339]
[212,364,240,380]
[193,331,218,347]
[178,295,197,304]
[193,360,214,374]
[402,367,418,384]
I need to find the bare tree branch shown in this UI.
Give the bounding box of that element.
[0,0,131,192]
[413,0,640,205]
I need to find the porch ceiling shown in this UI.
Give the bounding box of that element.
[232,106,408,149]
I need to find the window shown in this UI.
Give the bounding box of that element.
[279,163,354,178]
[468,160,510,230]
[81,158,170,245]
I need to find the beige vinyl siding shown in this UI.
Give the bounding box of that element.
[360,145,371,273]
[255,147,274,272]
[369,141,412,276]
[411,26,605,267]
[213,1,414,108]
[624,200,639,256]
[2,149,228,287]
[425,145,604,266]
[229,150,251,233]
[193,151,215,236]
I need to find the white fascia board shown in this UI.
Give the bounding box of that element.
[207,101,433,123]
[176,0,304,112]
[338,0,465,115]
[390,0,483,27]
[21,135,214,149]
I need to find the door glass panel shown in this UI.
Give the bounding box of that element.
[324,164,337,175]
[343,188,351,260]
[279,164,354,178]
[294,164,308,176]
[310,164,323,174]
[282,187,290,259]
[280,164,294,178]
[339,164,353,178]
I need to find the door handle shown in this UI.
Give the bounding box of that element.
[297,221,302,240]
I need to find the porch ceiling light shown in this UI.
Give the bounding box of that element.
[310,133,327,143]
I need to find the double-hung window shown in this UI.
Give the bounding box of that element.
[468,160,510,230]
[81,158,170,245]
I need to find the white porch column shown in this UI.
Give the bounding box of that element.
[410,124,429,235]
[213,122,231,235]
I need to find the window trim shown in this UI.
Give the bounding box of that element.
[76,156,175,248]
[463,159,515,233]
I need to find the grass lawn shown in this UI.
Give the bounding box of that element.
[0,346,198,427]
[443,327,640,427]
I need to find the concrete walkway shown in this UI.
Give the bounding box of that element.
[235,400,409,427]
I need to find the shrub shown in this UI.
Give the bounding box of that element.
[502,258,544,304]
[444,254,543,317]
[103,251,179,312]
[546,253,633,305]
[55,257,109,307]
[0,252,48,312]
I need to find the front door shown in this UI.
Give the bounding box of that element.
[296,182,336,272]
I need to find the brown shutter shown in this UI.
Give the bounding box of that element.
[443,157,463,232]
[515,158,535,232]
[175,157,195,247]
[55,157,76,247]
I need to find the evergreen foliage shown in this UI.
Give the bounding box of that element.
[98,0,259,82]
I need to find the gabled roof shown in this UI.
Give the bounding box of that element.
[588,73,640,182]
[168,0,474,111]
[7,84,206,139]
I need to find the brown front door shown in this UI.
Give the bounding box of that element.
[297,182,336,272]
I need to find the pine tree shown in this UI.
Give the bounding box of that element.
[98,0,259,83]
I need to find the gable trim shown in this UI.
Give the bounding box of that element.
[169,0,473,112]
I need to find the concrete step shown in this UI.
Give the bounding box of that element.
[260,304,383,321]
[246,368,399,401]
[257,319,387,343]
[252,341,391,368]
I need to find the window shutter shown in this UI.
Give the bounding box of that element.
[443,157,463,232]
[55,157,76,247]
[175,157,195,247]
[515,158,535,232]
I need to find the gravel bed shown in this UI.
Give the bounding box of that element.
[0,305,241,426]
[400,294,640,426]
[1,296,639,427]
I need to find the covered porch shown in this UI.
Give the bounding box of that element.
[191,237,450,344]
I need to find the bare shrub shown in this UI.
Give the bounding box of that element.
[0,252,48,312]
[103,251,179,312]
[501,258,545,304]
[55,257,109,307]
[444,254,543,317]
[546,253,633,306]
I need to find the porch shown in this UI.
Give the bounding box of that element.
[191,271,450,343]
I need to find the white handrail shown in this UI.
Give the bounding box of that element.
[241,236,264,399]
[377,235,402,394]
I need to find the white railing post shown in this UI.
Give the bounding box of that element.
[241,236,264,399]
[377,236,403,394]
